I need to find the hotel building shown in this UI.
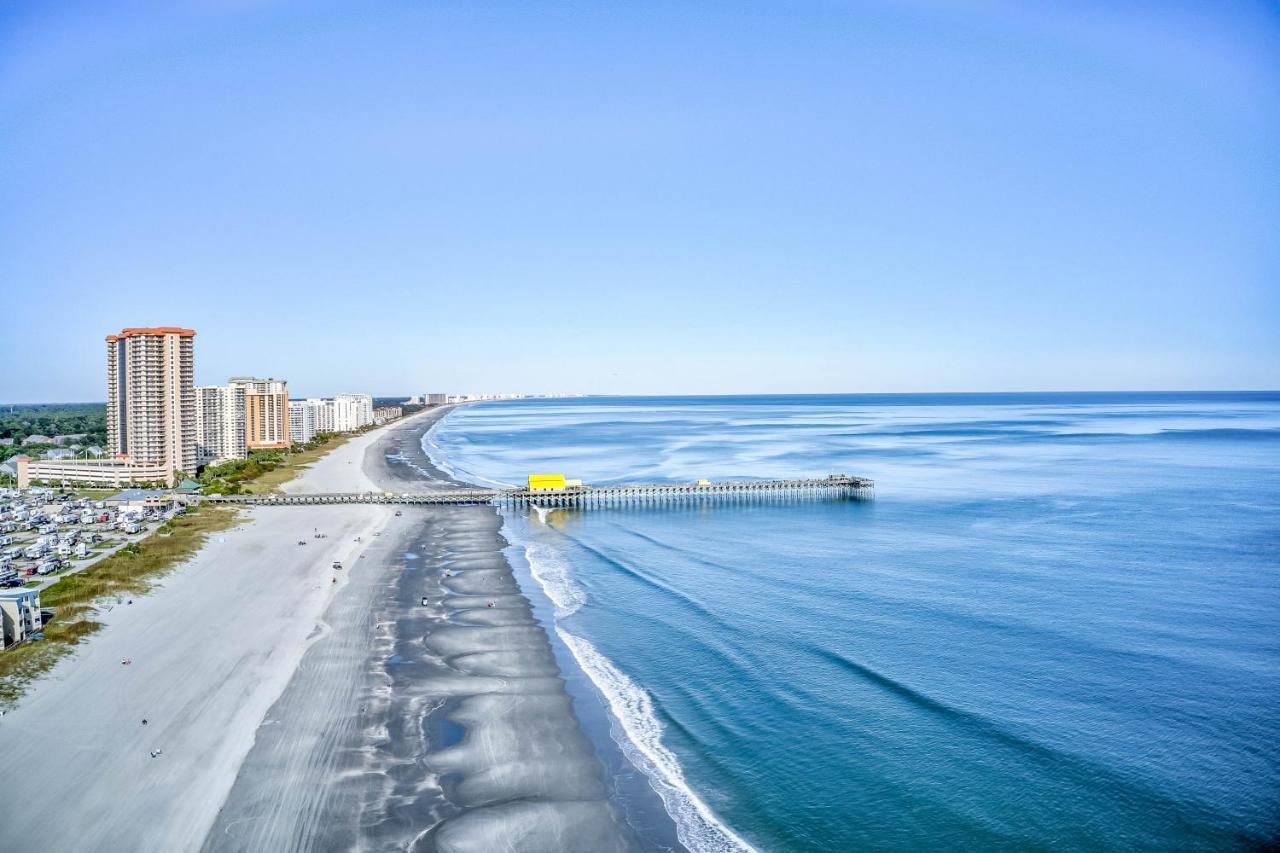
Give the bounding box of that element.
[20,326,196,487]
[288,400,317,444]
[332,394,374,433]
[194,383,247,465]
[230,377,290,450]
[286,395,373,444]
[106,327,197,476]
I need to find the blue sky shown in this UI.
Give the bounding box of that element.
[2,1,1277,400]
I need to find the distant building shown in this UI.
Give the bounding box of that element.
[373,406,402,425]
[308,399,336,433]
[287,395,373,439]
[291,398,335,439]
[22,435,52,446]
[288,400,317,444]
[332,394,374,432]
[0,587,43,650]
[52,434,89,446]
[426,394,448,405]
[42,448,74,461]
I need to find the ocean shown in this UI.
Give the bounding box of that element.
[424,393,1280,851]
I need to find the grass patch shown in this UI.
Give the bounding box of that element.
[0,503,239,708]
[198,431,357,496]
[75,488,117,500]
[240,433,355,494]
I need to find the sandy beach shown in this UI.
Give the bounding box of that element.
[0,408,656,852]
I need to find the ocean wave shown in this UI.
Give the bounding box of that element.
[421,416,516,488]
[523,539,587,617]
[556,629,758,853]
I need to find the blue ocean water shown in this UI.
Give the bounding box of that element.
[426,393,1280,851]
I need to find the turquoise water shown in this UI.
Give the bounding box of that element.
[426,393,1280,851]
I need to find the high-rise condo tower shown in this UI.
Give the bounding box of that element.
[105,327,197,482]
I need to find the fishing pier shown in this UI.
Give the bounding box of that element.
[202,474,874,509]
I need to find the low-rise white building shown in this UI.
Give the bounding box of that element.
[1,587,43,650]
[15,456,171,489]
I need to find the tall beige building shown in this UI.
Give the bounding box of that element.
[229,377,290,450]
[105,327,197,483]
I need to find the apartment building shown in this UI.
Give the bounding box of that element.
[194,384,247,465]
[1,587,43,650]
[288,400,313,444]
[105,327,196,482]
[230,377,290,450]
[286,395,372,442]
[332,394,374,433]
[373,406,402,424]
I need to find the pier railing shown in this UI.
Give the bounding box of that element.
[201,475,874,508]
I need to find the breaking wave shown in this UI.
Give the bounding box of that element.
[523,539,587,617]
[557,629,757,853]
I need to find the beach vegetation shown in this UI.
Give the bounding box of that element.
[0,502,239,708]
[196,431,356,495]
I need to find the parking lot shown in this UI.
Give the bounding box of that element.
[0,486,181,592]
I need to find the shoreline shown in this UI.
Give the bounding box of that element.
[427,406,741,852]
[0,404,683,851]
[205,406,665,851]
[391,407,685,850]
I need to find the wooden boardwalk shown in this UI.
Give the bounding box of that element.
[201,474,874,508]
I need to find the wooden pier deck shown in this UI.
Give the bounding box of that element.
[201,475,874,508]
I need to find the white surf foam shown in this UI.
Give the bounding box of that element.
[523,540,587,617]
[557,629,758,853]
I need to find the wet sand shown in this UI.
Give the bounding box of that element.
[204,408,646,852]
[0,407,673,851]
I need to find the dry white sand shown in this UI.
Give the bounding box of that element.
[0,413,646,852]
[0,425,398,852]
